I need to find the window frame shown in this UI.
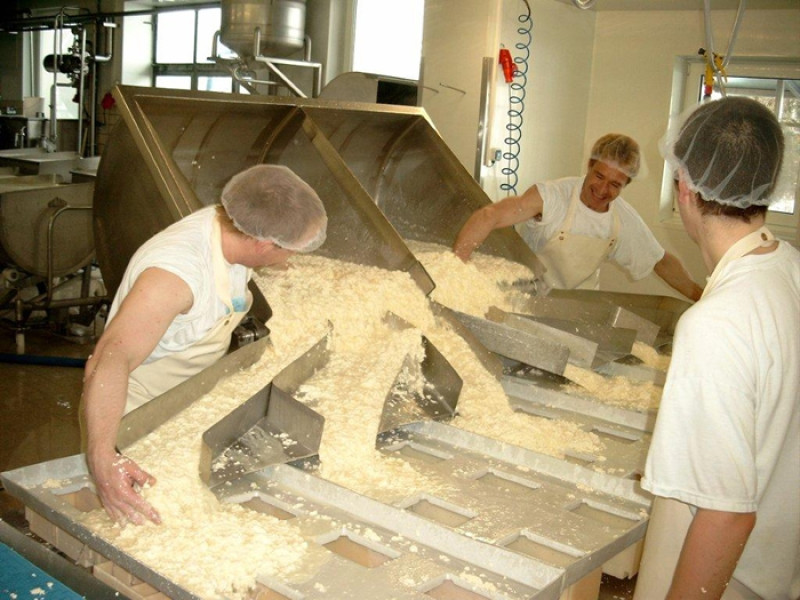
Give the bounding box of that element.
[662,56,800,242]
[152,7,237,93]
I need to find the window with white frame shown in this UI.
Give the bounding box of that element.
[352,0,424,80]
[666,58,800,238]
[152,7,237,92]
[33,29,81,119]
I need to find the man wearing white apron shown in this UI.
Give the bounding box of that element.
[453,134,703,301]
[635,98,799,599]
[81,165,327,526]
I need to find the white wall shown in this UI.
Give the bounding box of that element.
[483,0,596,202]
[587,8,800,296]
[421,0,502,174]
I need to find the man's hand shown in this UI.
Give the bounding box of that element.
[89,452,161,525]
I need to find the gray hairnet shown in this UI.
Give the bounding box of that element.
[661,97,784,209]
[590,133,641,179]
[220,164,327,252]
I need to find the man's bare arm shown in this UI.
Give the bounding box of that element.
[667,508,755,600]
[82,267,193,525]
[653,251,703,302]
[453,186,544,260]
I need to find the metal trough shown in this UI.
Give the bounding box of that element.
[93,85,544,308]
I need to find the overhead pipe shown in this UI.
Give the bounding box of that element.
[702,0,747,97]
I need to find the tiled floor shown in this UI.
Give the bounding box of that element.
[0,323,636,600]
[0,320,90,529]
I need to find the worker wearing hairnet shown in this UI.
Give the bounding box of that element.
[81,164,327,526]
[634,97,799,600]
[453,134,703,301]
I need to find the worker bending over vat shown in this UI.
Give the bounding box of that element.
[81,164,328,525]
[453,134,703,301]
[634,97,799,599]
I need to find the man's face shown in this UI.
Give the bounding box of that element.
[580,160,629,213]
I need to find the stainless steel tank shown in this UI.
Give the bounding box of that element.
[93,85,542,300]
[220,0,306,58]
[0,175,94,278]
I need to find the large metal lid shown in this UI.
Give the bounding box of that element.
[94,85,542,299]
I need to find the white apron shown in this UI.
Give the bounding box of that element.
[124,216,252,414]
[537,185,620,290]
[634,226,776,600]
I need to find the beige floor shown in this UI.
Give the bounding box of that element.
[0,324,635,600]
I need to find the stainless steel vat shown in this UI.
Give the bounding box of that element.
[0,175,94,278]
[220,0,306,58]
[93,85,542,299]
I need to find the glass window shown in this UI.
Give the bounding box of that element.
[35,29,80,119]
[155,10,196,64]
[153,8,233,91]
[198,76,235,93]
[667,58,800,236]
[353,0,424,80]
[706,77,799,220]
[198,8,236,63]
[154,75,192,90]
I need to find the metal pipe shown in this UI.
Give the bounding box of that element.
[49,205,91,304]
[15,295,25,354]
[0,3,219,33]
[77,26,86,157]
[47,10,63,152]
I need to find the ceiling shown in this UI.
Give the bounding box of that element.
[125,0,800,9]
[554,0,798,9]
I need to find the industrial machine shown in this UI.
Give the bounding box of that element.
[0,84,695,599]
[0,164,106,354]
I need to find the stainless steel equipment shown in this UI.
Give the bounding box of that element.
[93,85,544,301]
[200,334,329,492]
[1,325,652,600]
[0,85,672,599]
[376,312,462,437]
[0,175,94,278]
[220,0,306,58]
[0,172,103,352]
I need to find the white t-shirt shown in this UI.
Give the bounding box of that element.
[515,176,665,280]
[642,241,800,599]
[107,206,251,364]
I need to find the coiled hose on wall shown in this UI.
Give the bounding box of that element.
[500,0,532,197]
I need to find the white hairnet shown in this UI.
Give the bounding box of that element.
[660,97,784,209]
[220,164,327,252]
[589,133,642,179]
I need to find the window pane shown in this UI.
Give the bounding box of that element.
[156,10,195,63]
[198,76,234,93]
[155,75,192,90]
[197,8,233,64]
[37,30,80,119]
[353,0,424,80]
[701,75,798,218]
[771,123,799,215]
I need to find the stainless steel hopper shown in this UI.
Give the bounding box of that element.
[93,85,544,305]
[514,293,662,347]
[376,312,462,439]
[199,334,329,493]
[547,288,691,340]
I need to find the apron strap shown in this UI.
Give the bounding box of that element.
[701,226,775,299]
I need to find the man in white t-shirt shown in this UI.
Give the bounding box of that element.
[81,165,327,526]
[635,97,799,599]
[453,134,702,301]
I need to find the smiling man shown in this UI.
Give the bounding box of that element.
[453,133,702,300]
